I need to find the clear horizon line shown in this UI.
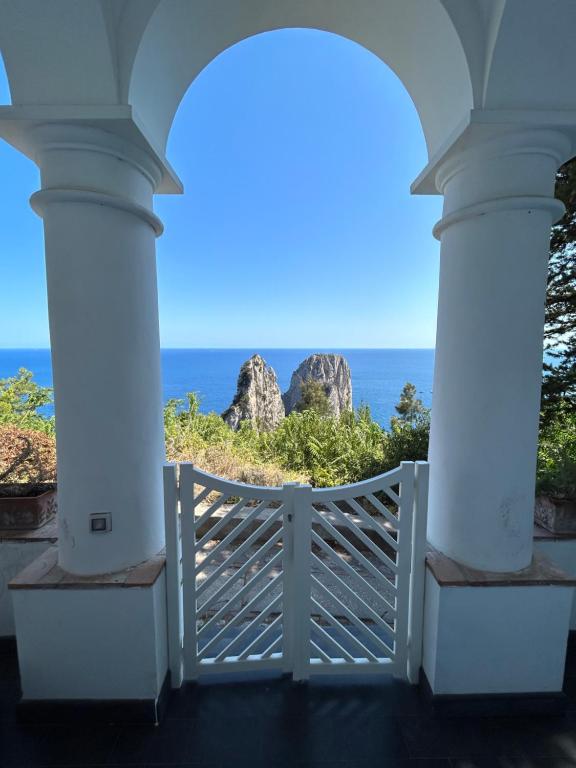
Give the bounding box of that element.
[0,346,436,351]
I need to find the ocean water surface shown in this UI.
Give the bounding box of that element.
[0,348,435,427]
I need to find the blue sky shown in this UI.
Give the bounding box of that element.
[0,29,442,349]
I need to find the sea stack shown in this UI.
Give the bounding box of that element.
[283,354,352,417]
[222,354,285,431]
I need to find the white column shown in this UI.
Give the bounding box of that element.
[428,130,570,572]
[29,124,166,575]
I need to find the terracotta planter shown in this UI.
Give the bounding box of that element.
[535,494,576,534]
[0,483,57,530]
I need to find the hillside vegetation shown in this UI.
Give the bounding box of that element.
[0,369,429,487]
[2,367,573,496]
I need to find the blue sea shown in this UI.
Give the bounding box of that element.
[0,348,435,427]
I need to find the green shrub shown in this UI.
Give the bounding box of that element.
[537,406,576,499]
[0,368,54,435]
[295,381,332,417]
[381,414,430,474]
[163,392,304,486]
[257,405,386,486]
[2,372,433,490]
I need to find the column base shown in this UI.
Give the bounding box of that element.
[419,669,568,717]
[17,673,171,724]
[423,549,575,702]
[9,548,168,722]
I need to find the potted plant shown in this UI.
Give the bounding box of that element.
[0,425,57,530]
[535,408,576,533]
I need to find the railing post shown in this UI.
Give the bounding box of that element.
[292,484,312,682]
[163,463,183,688]
[179,463,198,680]
[281,482,299,674]
[408,461,429,684]
[395,461,415,679]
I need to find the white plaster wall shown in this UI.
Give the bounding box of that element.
[12,570,168,700]
[153,567,169,692]
[423,570,573,695]
[535,539,576,629]
[0,541,53,636]
[422,570,441,692]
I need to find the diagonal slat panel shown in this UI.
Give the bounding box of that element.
[365,493,400,527]
[311,551,396,623]
[213,596,282,662]
[311,574,395,658]
[310,640,332,664]
[311,530,396,611]
[344,497,399,552]
[260,632,283,660]
[237,614,283,661]
[197,523,282,597]
[380,484,402,508]
[311,597,379,663]
[193,491,228,528]
[199,584,282,660]
[322,500,398,573]
[312,508,396,589]
[198,549,283,638]
[310,618,356,663]
[196,502,284,575]
[198,528,283,612]
[191,485,212,511]
[195,497,262,549]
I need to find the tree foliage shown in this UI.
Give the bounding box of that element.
[542,158,576,421]
[537,404,576,499]
[392,381,429,426]
[295,380,332,417]
[0,368,54,434]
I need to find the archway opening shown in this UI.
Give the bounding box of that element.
[0,50,50,358]
[155,28,441,488]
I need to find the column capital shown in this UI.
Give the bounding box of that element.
[417,118,573,242]
[412,109,576,196]
[433,128,572,197]
[0,104,183,194]
[28,123,166,236]
[0,115,176,237]
[29,122,166,194]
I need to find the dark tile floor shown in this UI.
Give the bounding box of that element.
[3,639,576,768]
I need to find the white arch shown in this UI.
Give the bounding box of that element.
[0,1,575,170]
[483,0,576,111]
[0,0,119,106]
[128,0,474,159]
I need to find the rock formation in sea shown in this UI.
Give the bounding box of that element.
[282,354,352,417]
[222,354,285,431]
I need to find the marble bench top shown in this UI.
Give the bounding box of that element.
[426,547,576,587]
[9,546,165,590]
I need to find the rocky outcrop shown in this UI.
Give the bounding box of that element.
[222,354,285,431]
[283,354,352,417]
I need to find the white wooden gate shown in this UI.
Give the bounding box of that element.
[163,461,428,686]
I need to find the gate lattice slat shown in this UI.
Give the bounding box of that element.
[164,460,428,683]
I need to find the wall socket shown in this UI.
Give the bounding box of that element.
[89,512,112,533]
